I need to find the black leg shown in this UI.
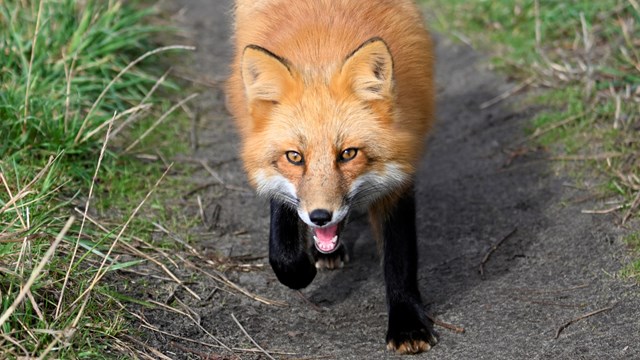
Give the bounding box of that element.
[269,199,316,289]
[383,189,437,354]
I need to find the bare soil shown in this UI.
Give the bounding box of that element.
[122,1,640,358]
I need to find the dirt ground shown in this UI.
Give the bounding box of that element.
[126,1,640,359]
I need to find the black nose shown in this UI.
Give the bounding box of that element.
[309,209,332,226]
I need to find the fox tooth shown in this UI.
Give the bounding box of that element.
[331,235,338,244]
[313,235,319,242]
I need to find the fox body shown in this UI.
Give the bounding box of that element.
[227,0,436,354]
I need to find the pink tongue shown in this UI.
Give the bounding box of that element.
[314,224,339,253]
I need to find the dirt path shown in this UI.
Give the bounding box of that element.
[133,1,639,358]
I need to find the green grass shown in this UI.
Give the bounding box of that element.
[423,0,640,278]
[0,0,194,357]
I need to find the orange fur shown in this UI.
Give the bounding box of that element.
[227,0,434,221]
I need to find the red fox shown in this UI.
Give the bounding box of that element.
[227,0,436,354]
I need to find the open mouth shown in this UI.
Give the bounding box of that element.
[312,222,344,254]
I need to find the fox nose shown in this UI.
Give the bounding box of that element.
[309,209,332,226]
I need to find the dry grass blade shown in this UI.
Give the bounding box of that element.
[129,310,298,356]
[526,112,586,141]
[124,93,199,153]
[622,191,640,225]
[231,313,276,360]
[534,0,541,47]
[74,209,201,300]
[549,152,625,161]
[26,289,44,323]
[37,331,67,360]
[142,297,237,357]
[66,164,174,311]
[479,77,534,109]
[22,0,44,133]
[81,104,151,142]
[63,52,79,132]
[1,333,29,357]
[0,154,60,215]
[630,0,640,15]
[109,68,172,139]
[0,216,75,328]
[197,266,288,307]
[56,112,115,319]
[200,159,225,184]
[74,45,196,143]
[581,205,625,214]
[121,335,173,360]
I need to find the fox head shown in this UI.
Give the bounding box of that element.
[239,38,416,237]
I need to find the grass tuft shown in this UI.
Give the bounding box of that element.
[0,0,193,357]
[424,0,640,275]
[425,0,640,216]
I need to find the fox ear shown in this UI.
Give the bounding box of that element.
[241,45,293,104]
[340,38,394,101]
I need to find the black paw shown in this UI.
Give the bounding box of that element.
[386,302,438,354]
[311,244,349,270]
[269,251,317,290]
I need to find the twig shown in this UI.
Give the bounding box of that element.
[479,77,534,109]
[296,290,325,312]
[554,305,616,339]
[479,227,518,278]
[231,313,276,360]
[426,315,465,334]
[0,216,75,328]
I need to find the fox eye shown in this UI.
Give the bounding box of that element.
[285,151,304,165]
[339,148,358,162]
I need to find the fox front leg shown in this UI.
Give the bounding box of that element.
[269,199,317,289]
[381,190,438,354]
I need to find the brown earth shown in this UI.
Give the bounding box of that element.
[121,1,640,359]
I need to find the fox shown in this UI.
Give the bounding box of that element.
[226,0,436,354]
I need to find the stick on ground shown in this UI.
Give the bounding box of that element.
[479,227,518,278]
[554,304,616,339]
[426,315,465,334]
